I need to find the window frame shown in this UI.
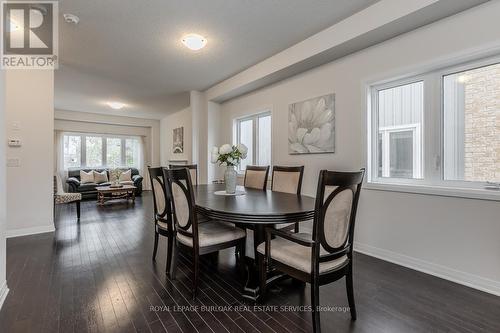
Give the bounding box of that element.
[378,123,422,179]
[62,132,141,170]
[367,53,500,201]
[234,110,272,173]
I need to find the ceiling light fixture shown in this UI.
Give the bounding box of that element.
[63,13,80,25]
[181,34,207,51]
[107,101,126,110]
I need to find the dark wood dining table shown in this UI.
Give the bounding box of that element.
[194,184,316,301]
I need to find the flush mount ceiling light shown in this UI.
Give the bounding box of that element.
[107,101,126,110]
[181,34,207,51]
[63,13,80,25]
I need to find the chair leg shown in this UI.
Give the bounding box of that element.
[311,282,321,333]
[152,231,159,261]
[193,251,199,300]
[166,233,173,276]
[346,265,357,321]
[76,201,81,220]
[170,241,178,280]
[294,222,299,233]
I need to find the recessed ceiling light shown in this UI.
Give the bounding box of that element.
[181,34,207,51]
[107,101,126,110]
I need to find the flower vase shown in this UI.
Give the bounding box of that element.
[224,165,237,194]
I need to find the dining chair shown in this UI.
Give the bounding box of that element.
[148,167,174,275]
[271,165,305,233]
[258,169,365,333]
[164,167,247,299]
[244,165,270,190]
[169,164,198,185]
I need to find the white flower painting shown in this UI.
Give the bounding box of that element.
[289,94,335,154]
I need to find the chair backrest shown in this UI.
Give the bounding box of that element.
[244,165,270,190]
[54,174,64,195]
[313,169,365,261]
[169,164,198,186]
[271,166,304,195]
[148,167,171,221]
[163,168,199,244]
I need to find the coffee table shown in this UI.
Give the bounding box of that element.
[96,185,137,206]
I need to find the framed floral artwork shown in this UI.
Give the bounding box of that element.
[288,94,335,154]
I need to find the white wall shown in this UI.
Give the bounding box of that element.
[6,70,55,238]
[0,70,8,308]
[191,91,209,183]
[160,106,192,166]
[219,2,500,295]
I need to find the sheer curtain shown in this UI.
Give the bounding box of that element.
[54,130,68,191]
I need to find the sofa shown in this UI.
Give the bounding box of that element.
[66,168,143,199]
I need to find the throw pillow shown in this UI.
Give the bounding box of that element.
[119,169,132,182]
[93,170,108,184]
[80,170,95,184]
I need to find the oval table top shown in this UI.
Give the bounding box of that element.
[194,184,316,224]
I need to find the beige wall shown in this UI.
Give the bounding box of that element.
[6,70,55,237]
[218,2,500,294]
[160,106,192,166]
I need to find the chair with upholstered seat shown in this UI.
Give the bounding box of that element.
[258,169,365,333]
[169,164,198,185]
[54,174,82,220]
[148,167,174,275]
[164,167,246,299]
[244,165,270,190]
[271,166,304,232]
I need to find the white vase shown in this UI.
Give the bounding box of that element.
[224,165,237,194]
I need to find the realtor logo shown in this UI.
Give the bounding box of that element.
[1,1,58,69]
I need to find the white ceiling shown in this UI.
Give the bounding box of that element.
[55,0,379,119]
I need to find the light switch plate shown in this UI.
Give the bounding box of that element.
[7,158,20,167]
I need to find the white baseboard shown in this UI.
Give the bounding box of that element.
[354,242,500,297]
[6,224,55,238]
[0,280,9,310]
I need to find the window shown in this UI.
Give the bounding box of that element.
[63,135,81,169]
[376,81,423,179]
[443,63,500,183]
[62,133,141,169]
[125,138,140,168]
[106,138,122,168]
[86,136,103,167]
[369,55,500,196]
[235,112,272,172]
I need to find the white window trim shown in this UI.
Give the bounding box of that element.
[233,110,272,173]
[378,124,422,179]
[366,53,500,202]
[63,132,141,170]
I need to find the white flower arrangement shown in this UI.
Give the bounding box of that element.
[211,143,248,167]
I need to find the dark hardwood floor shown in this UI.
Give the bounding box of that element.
[1,192,499,333]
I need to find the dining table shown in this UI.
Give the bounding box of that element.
[193,183,316,302]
